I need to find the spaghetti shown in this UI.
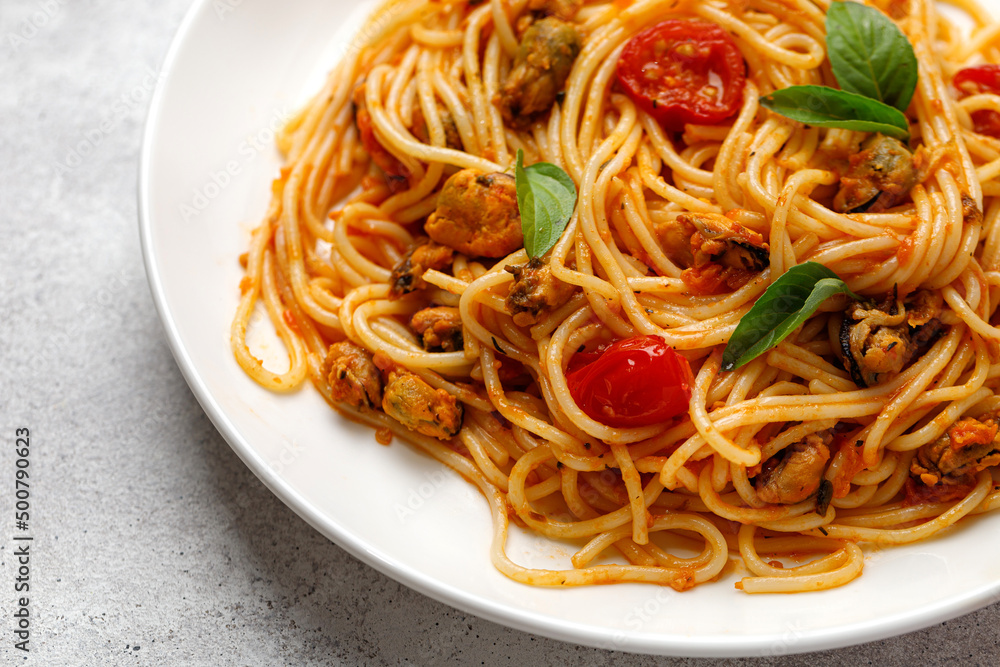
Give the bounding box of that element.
[232,0,1000,593]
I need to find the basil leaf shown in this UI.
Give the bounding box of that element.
[515,149,577,258]
[722,262,860,371]
[760,85,910,140]
[826,1,918,112]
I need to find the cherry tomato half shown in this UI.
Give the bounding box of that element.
[616,20,746,132]
[954,64,1000,138]
[566,335,693,428]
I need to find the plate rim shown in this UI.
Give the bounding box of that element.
[137,0,1000,656]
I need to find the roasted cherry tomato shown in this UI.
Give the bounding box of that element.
[566,335,693,428]
[954,64,1000,138]
[616,20,746,131]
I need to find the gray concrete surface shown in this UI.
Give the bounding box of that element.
[1,0,999,664]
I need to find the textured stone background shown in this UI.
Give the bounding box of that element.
[1,0,999,664]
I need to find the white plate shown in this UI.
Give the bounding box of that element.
[139,0,1000,656]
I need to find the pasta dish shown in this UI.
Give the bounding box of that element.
[232,0,1000,593]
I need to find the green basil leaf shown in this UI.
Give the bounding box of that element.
[515,149,577,258]
[826,1,918,112]
[722,262,860,371]
[760,85,910,139]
